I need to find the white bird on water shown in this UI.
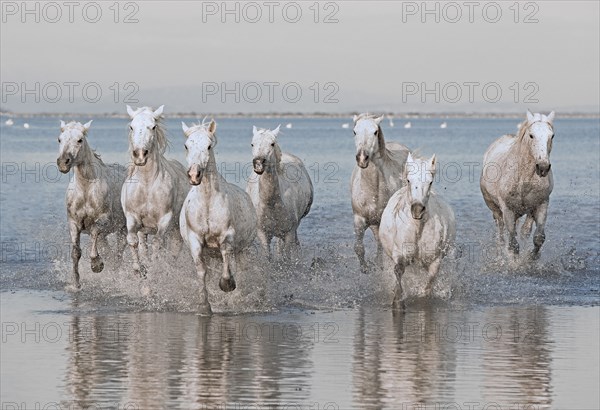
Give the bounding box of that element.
[5,119,14,126]
[285,123,292,129]
[23,123,30,129]
[440,122,447,129]
[342,123,350,129]
[404,122,412,129]
[387,115,395,127]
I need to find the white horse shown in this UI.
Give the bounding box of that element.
[180,120,257,314]
[57,120,127,289]
[380,153,456,310]
[121,105,188,277]
[246,125,313,261]
[480,110,555,258]
[351,113,410,273]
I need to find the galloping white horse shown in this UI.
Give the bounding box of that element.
[246,125,313,261]
[351,113,410,273]
[480,110,555,258]
[121,105,188,277]
[180,120,257,314]
[57,120,126,289]
[380,153,456,309]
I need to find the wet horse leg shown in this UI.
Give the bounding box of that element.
[68,219,82,289]
[354,215,368,273]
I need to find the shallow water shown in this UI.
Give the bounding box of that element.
[1,116,599,408]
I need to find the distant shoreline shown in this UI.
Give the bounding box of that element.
[1,111,598,119]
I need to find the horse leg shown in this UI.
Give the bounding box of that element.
[501,205,519,255]
[113,226,128,269]
[168,229,184,264]
[392,260,406,310]
[370,224,384,268]
[89,226,105,273]
[424,258,441,296]
[256,229,272,261]
[283,230,300,263]
[354,215,368,273]
[68,219,82,290]
[126,215,146,278]
[219,236,237,292]
[531,202,549,259]
[189,234,211,315]
[152,211,173,261]
[520,214,534,239]
[138,232,148,261]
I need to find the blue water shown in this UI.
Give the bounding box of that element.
[1,115,599,408]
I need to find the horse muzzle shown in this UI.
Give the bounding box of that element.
[535,162,551,177]
[411,203,426,220]
[356,151,369,169]
[253,158,265,175]
[188,165,204,185]
[133,149,149,166]
[57,156,72,173]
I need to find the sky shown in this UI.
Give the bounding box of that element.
[1,0,599,114]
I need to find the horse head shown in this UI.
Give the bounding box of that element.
[182,119,217,185]
[404,152,436,220]
[57,120,93,173]
[251,125,281,175]
[525,110,555,177]
[353,113,385,168]
[127,105,165,166]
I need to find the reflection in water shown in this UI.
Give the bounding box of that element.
[352,306,553,409]
[64,305,317,409]
[482,306,552,408]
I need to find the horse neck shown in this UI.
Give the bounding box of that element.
[73,142,104,183]
[371,127,390,167]
[198,153,224,194]
[258,154,283,202]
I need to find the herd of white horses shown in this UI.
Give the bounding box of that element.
[56,106,555,313]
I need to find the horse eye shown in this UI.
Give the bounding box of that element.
[271,143,275,147]
[251,143,254,147]
[77,139,83,143]
[151,125,156,130]
[57,138,60,143]
[551,134,554,139]
[374,130,378,136]
[530,134,534,139]
[129,125,133,130]
[184,145,188,151]
[353,131,356,135]
[208,146,211,150]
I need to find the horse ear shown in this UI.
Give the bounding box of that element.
[60,120,66,130]
[526,110,535,124]
[430,154,437,171]
[272,125,281,137]
[126,105,136,118]
[353,115,360,123]
[407,152,414,163]
[374,115,384,125]
[208,119,217,134]
[153,105,164,118]
[252,125,258,135]
[546,111,555,124]
[181,121,190,136]
[83,120,93,131]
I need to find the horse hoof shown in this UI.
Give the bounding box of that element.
[219,277,236,292]
[91,257,104,273]
[65,283,81,293]
[529,250,541,261]
[198,303,213,316]
[392,299,405,311]
[360,264,369,274]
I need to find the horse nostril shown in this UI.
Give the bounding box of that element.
[143,150,149,156]
[65,158,71,164]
